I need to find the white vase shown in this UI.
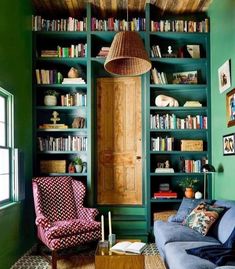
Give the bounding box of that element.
[75,164,83,173]
[195,191,203,199]
[44,95,57,106]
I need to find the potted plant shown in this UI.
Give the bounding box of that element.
[72,156,83,173]
[44,90,58,106]
[178,177,199,198]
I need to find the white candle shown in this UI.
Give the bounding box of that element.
[101,215,105,241]
[108,211,112,235]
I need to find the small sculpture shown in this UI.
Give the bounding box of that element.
[155,94,179,107]
[72,117,85,128]
[168,46,173,54]
[68,67,79,78]
[50,111,60,124]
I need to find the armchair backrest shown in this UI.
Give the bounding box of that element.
[33,176,84,222]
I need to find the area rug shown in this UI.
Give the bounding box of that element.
[11,243,166,269]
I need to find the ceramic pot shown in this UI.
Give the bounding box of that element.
[195,191,203,199]
[44,95,57,106]
[75,164,83,173]
[185,187,195,199]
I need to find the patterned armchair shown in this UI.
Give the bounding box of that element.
[32,176,101,269]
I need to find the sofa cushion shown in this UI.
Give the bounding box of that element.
[168,198,205,223]
[183,202,225,236]
[165,241,220,269]
[154,220,219,257]
[212,200,235,243]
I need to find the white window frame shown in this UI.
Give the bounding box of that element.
[0,86,17,207]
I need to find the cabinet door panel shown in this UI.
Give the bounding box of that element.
[97,77,142,205]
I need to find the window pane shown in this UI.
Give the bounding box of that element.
[0,148,9,174]
[0,96,5,122]
[0,123,6,146]
[0,174,10,201]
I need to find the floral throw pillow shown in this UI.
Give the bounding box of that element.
[183,202,225,236]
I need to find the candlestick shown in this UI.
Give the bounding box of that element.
[101,215,105,242]
[108,211,112,235]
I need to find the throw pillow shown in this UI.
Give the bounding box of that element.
[168,198,210,223]
[183,202,225,236]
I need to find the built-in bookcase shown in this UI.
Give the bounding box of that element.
[32,3,210,239]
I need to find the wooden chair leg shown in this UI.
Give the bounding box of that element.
[51,250,57,269]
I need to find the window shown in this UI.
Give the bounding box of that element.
[0,87,14,205]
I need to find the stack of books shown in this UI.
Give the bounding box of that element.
[96,47,110,58]
[153,191,177,199]
[62,77,86,84]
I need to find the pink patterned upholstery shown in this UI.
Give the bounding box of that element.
[32,176,101,251]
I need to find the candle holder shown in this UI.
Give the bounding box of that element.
[98,240,109,255]
[108,233,116,247]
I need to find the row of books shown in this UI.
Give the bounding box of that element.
[151,68,168,84]
[150,19,209,33]
[150,114,208,130]
[40,44,87,58]
[60,93,87,107]
[35,69,63,84]
[91,17,146,31]
[183,159,206,173]
[151,45,162,58]
[151,137,174,151]
[32,16,87,31]
[37,136,87,152]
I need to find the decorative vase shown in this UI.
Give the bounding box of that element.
[195,191,203,199]
[185,188,195,199]
[75,164,83,173]
[44,95,57,106]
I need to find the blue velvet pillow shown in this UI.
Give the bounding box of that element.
[169,198,211,223]
[186,228,235,266]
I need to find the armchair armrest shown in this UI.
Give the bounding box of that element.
[77,207,99,221]
[35,215,51,229]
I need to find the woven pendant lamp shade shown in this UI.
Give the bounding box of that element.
[104,31,152,76]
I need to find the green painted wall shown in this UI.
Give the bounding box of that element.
[0,0,34,268]
[208,1,235,199]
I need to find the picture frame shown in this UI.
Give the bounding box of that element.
[226,88,235,127]
[218,59,231,93]
[172,70,198,84]
[223,133,235,155]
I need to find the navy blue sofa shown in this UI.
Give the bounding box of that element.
[154,200,235,269]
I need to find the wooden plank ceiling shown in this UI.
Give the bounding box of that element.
[32,0,213,17]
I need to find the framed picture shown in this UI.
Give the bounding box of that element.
[226,88,235,127]
[223,133,235,155]
[218,59,231,93]
[172,71,198,84]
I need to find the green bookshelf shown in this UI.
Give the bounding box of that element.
[32,3,210,240]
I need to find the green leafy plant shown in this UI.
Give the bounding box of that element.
[45,89,58,96]
[178,177,199,191]
[72,156,83,166]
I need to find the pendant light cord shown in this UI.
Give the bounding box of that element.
[126,0,129,30]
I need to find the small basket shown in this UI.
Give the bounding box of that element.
[153,210,177,222]
[40,160,66,173]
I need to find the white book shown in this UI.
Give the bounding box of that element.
[110,241,146,255]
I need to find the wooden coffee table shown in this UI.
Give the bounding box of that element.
[95,241,144,269]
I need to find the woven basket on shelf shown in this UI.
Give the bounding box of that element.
[104,31,152,76]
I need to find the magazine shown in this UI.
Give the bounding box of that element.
[110,241,146,255]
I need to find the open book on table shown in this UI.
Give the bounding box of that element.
[110,241,146,255]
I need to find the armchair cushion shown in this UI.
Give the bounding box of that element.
[45,219,100,240]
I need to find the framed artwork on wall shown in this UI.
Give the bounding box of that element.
[226,88,235,127]
[218,59,231,93]
[223,133,235,155]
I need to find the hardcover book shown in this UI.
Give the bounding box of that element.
[110,241,146,255]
